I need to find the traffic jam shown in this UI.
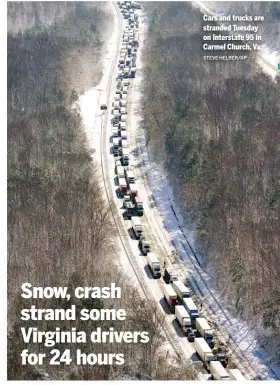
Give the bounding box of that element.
[103,1,247,381]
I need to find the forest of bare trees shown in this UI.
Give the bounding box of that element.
[7,2,197,380]
[141,2,280,364]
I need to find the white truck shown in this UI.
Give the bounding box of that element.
[194,338,214,368]
[112,127,118,137]
[121,114,127,122]
[131,216,142,239]
[182,298,199,327]
[172,281,190,302]
[163,284,178,312]
[125,169,135,184]
[119,121,127,130]
[175,305,192,334]
[146,252,161,278]
[117,165,125,179]
[122,147,130,165]
[209,361,229,380]
[195,318,214,348]
[121,138,129,147]
[228,369,246,381]
[113,137,119,156]
[120,130,127,140]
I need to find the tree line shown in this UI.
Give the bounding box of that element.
[7,2,197,379]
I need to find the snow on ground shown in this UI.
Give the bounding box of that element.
[77,2,279,379]
[129,6,280,382]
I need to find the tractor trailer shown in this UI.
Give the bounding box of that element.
[163,284,178,312]
[182,298,199,327]
[194,338,214,369]
[195,318,214,348]
[228,369,246,381]
[209,361,230,380]
[175,305,192,334]
[146,253,161,278]
[172,281,190,301]
[131,216,142,239]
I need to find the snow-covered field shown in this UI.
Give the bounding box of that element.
[78,2,280,381]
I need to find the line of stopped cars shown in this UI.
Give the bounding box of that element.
[101,1,248,381]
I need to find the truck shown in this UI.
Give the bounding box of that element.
[121,114,127,122]
[125,169,135,184]
[182,298,199,327]
[117,165,125,179]
[209,361,229,380]
[131,216,142,239]
[120,99,127,107]
[163,284,178,312]
[122,147,130,165]
[163,266,179,284]
[113,101,120,110]
[129,183,138,199]
[112,127,118,137]
[175,305,192,334]
[120,130,127,140]
[130,67,136,78]
[146,252,161,278]
[194,338,214,368]
[120,107,127,115]
[115,159,121,174]
[228,369,246,381]
[138,235,150,255]
[172,281,190,302]
[119,177,128,197]
[113,137,119,156]
[133,195,143,215]
[122,86,128,94]
[195,318,214,348]
[119,121,127,130]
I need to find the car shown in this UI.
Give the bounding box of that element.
[100,104,107,110]
[187,331,195,342]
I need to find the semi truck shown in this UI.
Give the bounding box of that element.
[125,169,135,184]
[113,137,119,156]
[194,338,214,369]
[182,298,199,327]
[163,266,179,284]
[129,183,138,199]
[119,177,128,197]
[209,361,229,380]
[146,252,161,278]
[228,369,246,381]
[163,284,178,312]
[172,281,190,302]
[117,165,125,179]
[112,127,118,137]
[175,305,192,334]
[195,318,214,348]
[138,236,150,255]
[133,196,143,215]
[122,147,130,165]
[131,216,142,239]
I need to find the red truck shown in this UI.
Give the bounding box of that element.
[163,284,178,313]
[119,177,128,197]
